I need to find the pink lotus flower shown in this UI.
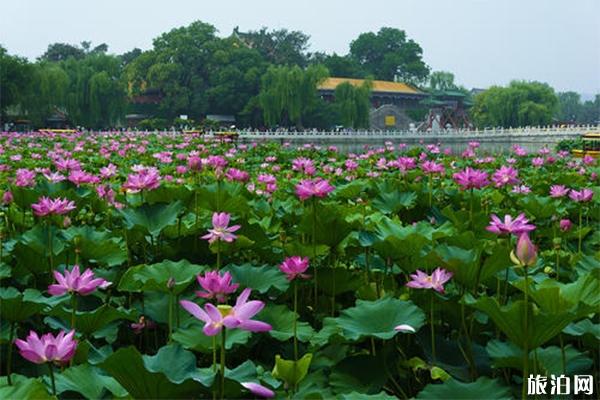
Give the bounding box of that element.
[421,161,445,175]
[292,157,316,175]
[122,167,161,193]
[195,271,239,303]
[492,165,519,187]
[569,188,594,202]
[15,168,36,187]
[201,212,241,243]
[15,330,77,365]
[486,213,536,236]
[225,168,250,182]
[549,185,569,198]
[511,233,537,267]
[559,219,572,232]
[279,256,310,281]
[241,382,275,398]
[531,157,544,168]
[43,171,66,183]
[180,288,271,336]
[48,265,111,296]
[31,196,76,217]
[453,167,489,190]
[2,191,13,204]
[394,324,416,333]
[68,170,99,186]
[406,267,453,294]
[395,157,417,173]
[295,178,335,201]
[130,316,156,334]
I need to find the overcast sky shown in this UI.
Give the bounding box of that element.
[1,0,599,95]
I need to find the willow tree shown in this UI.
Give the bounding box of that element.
[334,80,372,128]
[259,64,328,128]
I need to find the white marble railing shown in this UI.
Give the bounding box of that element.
[215,125,600,139]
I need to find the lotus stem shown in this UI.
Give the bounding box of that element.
[220,329,226,400]
[6,322,15,385]
[578,206,583,254]
[430,291,436,363]
[168,291,173,342]
[70,294,77,329]
[311,198,318,307]
[293,280,299,393]
[522,266,529,400]
[48,363,56,396]
[559,334,566,374]
[47,222,53,272]
[216,241,221,270]
[428,174,433,208]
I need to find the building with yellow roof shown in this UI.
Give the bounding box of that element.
[317,77,427,129]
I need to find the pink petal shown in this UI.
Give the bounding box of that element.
[180,300,210,323]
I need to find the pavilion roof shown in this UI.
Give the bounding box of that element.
[318,77,424,95]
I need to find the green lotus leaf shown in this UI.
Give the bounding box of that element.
[0,287,57,322]
[372,190,417,214]
[337,392,397,400]
[333,297,425,341]
[54,364,127,399]
[0,375,53,400]
[172,323,251,353]
[272,353,312,388]
[118,259,206,294]
[563,319,600,340]
[47,304,135,336]
[434,244,480,288]
[465,295,577,349]
[258,304,315,342]
[119,201,184,237]
[61,226,127,267]
[99,346,208,398]
[329,355,387,395]
[415,377,511,399]
[222,263,289,293]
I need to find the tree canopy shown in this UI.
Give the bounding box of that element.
[471,81,558,128]
[349,27,429,83]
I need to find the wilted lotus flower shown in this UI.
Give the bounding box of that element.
[486,213,536,236]
[279,256,310,281]
[201,212,241,243]
[406,267,453,294]
[15,330,77,365]
[510,233,537,267]
[2,191,13,204]
[48,265,111,296]
[195,271,239,302]
[31,196,76,217]
[130,316,156,334]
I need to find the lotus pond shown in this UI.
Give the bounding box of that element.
[0,131,598,399]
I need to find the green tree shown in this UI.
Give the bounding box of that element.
[234,27,310,66]
[579,95,600,124]
[0,46,35,124]
[125,21,219,120]
[429,71,457,91]
[259,64,328,128]
[317,53,364,78]
[39,43,86,62]
[334,80,372,128]
[349,27,429,83]
[471,81,558,128]
[556,91,581,122]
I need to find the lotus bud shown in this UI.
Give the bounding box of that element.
[63,216,72,228]
[167,277,176,289]
[510,233,537,267]
[559,219,572,232]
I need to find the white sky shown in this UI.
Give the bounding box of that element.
[1,0,599,95]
